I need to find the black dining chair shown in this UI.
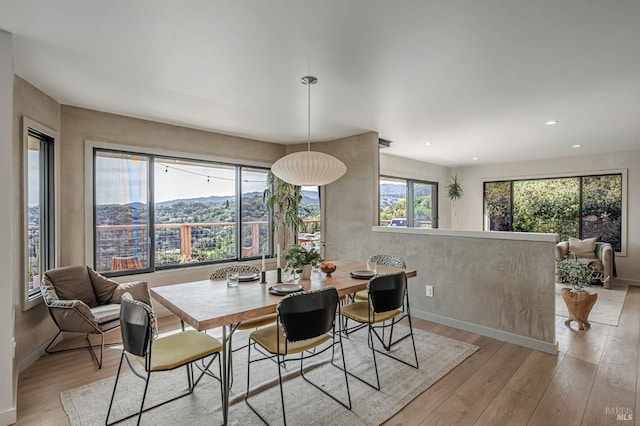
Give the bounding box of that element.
[353,254,407,301]
[244,287,351,425]
[339,271,418,390]
[106,293,223,425]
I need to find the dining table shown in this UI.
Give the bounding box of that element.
[149,259,417,425]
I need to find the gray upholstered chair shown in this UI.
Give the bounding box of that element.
[41,265,151,368]
[556,239,614,289]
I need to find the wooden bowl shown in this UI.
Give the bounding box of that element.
[320,265,336,277]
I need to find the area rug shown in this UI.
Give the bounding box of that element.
[61,325,477,425]
[555,282,628,326]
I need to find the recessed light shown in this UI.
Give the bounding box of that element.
[572,144,581,148]
[472,157,479,161]
[424,142,432,146]
[546,120,558,125]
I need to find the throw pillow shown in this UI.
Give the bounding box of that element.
[569,236,596,258]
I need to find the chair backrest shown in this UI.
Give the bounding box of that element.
[368,272,407,313]
[209,264,260,280]
[277,287,339,342]
[119,293,155,358]
[42,265,98,307]
[368,254,406,269]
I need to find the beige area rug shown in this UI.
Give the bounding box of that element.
[556,282,628,326]
[61,325,477,425]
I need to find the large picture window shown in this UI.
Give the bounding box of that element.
[379,176,438,228]
[93,148,272,275]
[484,174,623,251]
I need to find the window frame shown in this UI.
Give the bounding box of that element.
[482,170,627,255]
[379,175,439,228]
[86,141,274,276]
[22,117,58,311]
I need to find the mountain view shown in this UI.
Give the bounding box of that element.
[379,183,433,226]
[91,190,320,271]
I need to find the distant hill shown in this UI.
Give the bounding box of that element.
[380,183,406,198]
[157,194,235,207]
[155,190,319,207]
[379,182,431,207]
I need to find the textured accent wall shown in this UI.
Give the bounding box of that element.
[372,229,556,347]
[12,78,61,370]
[60,106,286,266]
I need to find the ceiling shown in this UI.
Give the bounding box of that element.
[1,0,639,167]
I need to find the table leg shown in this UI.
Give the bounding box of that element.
[222,325,229,425]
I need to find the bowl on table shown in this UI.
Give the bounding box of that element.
[320,262,337,277]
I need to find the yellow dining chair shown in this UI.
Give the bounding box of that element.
[340,271,418,390]
[106,293,223,425]
[353,254,406,301]
[245,287,351,425]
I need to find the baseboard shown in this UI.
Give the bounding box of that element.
[0,407,17,425]
[412,309,558,355]
[16,333,63,374]
[615,277,640,287]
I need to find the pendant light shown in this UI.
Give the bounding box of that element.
[271,76,347,186]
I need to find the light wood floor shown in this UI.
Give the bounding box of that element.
[17,286,640,425]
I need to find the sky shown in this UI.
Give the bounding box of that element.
[28,151,319,207]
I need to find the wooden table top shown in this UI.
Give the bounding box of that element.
[150,259,417,331]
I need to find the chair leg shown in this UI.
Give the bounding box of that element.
[245,339,271,424]
[136,373,152,426]
[300,334,352,410]
[86,333,105,369]
[331,320,381,391]
[277,353,287,426]
[105,351,126,425]
[107,353,222,425]
[44,330,63,355]
[46,329,113,369]
[369,315,419,369]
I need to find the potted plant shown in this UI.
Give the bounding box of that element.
[283,244,323,280]
[447,174,463,226]
[557,255,598,330]
[446,174,464,201]
[263,172,305,250]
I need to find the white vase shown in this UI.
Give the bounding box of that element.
[301,264,312,280]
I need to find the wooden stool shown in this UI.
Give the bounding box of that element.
[561,288,597,330]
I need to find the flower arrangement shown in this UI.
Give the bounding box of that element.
[283,245,323,274]
[557,255,595,291]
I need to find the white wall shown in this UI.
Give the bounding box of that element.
[452,150,640,283]
[0,30,16,425]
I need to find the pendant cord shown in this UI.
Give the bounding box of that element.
[307,79,311,152]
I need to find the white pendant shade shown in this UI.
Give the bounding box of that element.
[271,150,346,186]
[271,75,347,187]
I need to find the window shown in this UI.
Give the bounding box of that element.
[24,119,56,308]
[299,185,321,233]
[484,174,623,251]
[93,148,272,275]
[379,176,438,228]
[240,168,271,258]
